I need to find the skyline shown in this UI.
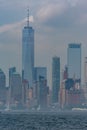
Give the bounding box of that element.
[0,0,87,86]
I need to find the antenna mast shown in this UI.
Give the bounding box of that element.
[27,8,29,27]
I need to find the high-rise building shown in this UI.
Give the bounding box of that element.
[0,69,6,104]
[22,10,34,87]
[22,79,29,107]
[66,89,82,108]
[33,67,47,109]
[39,76,48,109]
[9,67,16,86]
[52,56,60,103]
[67,43,81,82]
[84,57,87,86]
[10,72,22,106]
[63,66,68,80]
[34,67,47,81]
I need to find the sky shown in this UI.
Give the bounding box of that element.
[0,0,87,86]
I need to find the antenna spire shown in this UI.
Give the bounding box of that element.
[27,8,29,27]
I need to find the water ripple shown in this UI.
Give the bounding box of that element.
[0,112,86,130]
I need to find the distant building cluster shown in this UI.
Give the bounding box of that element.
[0,11,87,111]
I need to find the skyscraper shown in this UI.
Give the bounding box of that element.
[39,76,48,109]
[22,10,34,87]
[10,72,22,106]
[34,67,47,81]
[84,57,87,86]
[52,56,60,103]
[9,67,16,86]
[67,43,81,81]
[0,69,6,104]
[34,67,48,109]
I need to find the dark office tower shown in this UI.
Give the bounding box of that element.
[9,67,16,86]
[22,79,29,107]
[63,66,68,80]
[0,69,6,105]
[22,9,34,87]
[10,72,22,106]
[33,67,47,108]
[39,76,48,109]
[84,57,87,87]
[34,67,47,81]
[67,43,81,82]
[52,56,60,103]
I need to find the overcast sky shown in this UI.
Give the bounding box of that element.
[0,0,87,86]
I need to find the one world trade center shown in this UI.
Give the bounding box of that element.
[22,10,34,87]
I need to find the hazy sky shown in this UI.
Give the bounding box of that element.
[0,0,87,86]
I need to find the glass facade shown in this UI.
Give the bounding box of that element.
[52,56,60,103]
[68,43,81,81]
[0,69,6,103]
[22,26,34,87]
[34,67,47,81]
[84,57,87,86]
[10,73,22,105]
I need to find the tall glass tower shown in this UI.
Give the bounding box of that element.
[67,43,81,81]
[22,10,34,87]
[52,56,60,103]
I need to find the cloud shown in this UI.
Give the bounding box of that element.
[0,16,34,34]
[36,1,68,24]
[35,0,87,29]
[67,0,79,6]
[1,0,87,29]
[0,0,87,86]
[0,0,39,11]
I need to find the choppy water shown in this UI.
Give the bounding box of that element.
[0,111,87,130]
